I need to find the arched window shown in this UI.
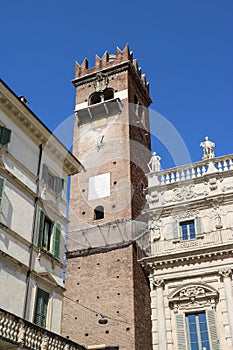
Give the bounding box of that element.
[89,89,114,106]
[103,88,114,101]
[94,205,104,220]
[89,92,101,105]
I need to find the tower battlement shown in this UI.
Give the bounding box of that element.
[74,44,150,92]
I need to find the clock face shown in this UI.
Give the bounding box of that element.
[96,135,105,151]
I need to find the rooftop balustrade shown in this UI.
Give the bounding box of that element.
[147,154,233,187]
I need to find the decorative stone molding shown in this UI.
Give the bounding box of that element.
[173,209,199,220]
[172,184,196,202]
[218,268,232,280]
[209,177,218,191]
[146,190,159,205]
[169,283,218,313]
[152,278,165,289]
[93,72,109,92]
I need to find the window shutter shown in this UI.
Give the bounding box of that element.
[0,127,11,147]
[195,217,203,237]
[206,309,220,350]
[55,177,64,195]
[42,164,48,184]
[34,288,49,328]
[175,314,187,350]
[53,222,61,259]
[172,221,179,241]
[0,177,6,212]
[37,209,45,248]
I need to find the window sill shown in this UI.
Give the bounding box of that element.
[173,234,204,243]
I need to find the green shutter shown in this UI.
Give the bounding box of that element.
[195,217,203,237]
[34,288,49,328]
[42,164,48,184]
[206,309,220,350]
[0,127,11,147]
[53,222,61,259]
[0,177,6,213]
[55,177,64,195]
[173,221,179,241]
[37,209,45,248]
[176,314,187,350]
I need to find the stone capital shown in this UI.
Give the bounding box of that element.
[218,268,232,279]
[152,278,165,289]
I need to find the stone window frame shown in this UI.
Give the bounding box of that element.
[172,216,203,243]
[169,282,220,350]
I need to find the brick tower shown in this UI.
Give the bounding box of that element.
[62,45,153,350]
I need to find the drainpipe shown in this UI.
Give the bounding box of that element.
[23,144,43,319]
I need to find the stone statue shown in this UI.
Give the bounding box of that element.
[148,152,161,172]
[200,136,215,160]
[150,220,161,241]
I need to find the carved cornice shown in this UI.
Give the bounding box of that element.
[0,82,83,175]
[140,243,233,270]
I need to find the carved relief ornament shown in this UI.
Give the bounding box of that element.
[93,72,109,92]
[172,209,199,220]
[152,278,165,289]
[218,268,232,279]
[173,184,196,202]
[169,283,218,313]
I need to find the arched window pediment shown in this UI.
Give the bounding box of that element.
[169,283,219,312]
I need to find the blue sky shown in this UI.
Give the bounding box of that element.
[1,0,233,169]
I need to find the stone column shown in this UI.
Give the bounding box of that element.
[153,278,167,350]
[219,268,233,345]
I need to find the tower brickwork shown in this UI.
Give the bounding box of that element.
[61,45,153,350]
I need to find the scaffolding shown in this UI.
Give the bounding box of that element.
[66,219,150,258]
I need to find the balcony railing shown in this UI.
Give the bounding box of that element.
[75,98,123,124]
[0,308,86,350]
[148,154,233,186]
[144,227,233,257]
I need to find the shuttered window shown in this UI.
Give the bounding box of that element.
[52,222,61,259]
[36,208,61,260]
[206,309,220,350]
[176,311,219,350]
[173,218,203,241]
[34,288,49,328]
[42,164,64,195]
[0,127,11,148]
[0,177,6,212]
